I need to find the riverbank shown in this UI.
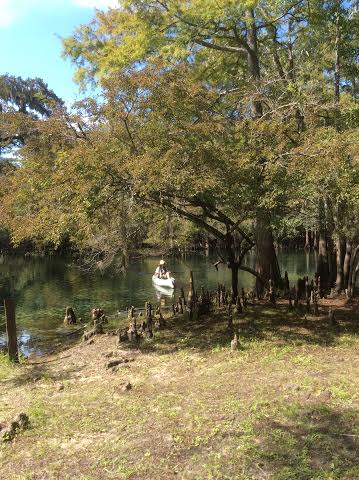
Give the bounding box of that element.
[1,298,359,479]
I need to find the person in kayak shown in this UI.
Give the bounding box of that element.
[155,259,170,279]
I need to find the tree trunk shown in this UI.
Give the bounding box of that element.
[335,236,346,292]
[352,266,358,297]
[326,198,336,288]
[224,231,240,303]
[167,214,174,251]
[204,234,210,256]
[317,199,329,291]
[255,213,281,296]
[245,8,263,118]
[348,245,359,297]
[244,9,281,295]
[304,228,310,250]
[230,264,239,303]
[313,230,318,250]
[343,240,352,289]
[334,2,341,130]
[187,270,196,320]
[318,232,329,291]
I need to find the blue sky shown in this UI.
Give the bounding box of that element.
[0,0,118,103]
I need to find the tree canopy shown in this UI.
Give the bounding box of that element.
[0,0,358,295]
[0,74,63,154]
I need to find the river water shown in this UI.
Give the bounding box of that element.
[0,252,317,356]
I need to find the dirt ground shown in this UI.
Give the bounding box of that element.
[1,297,358,480]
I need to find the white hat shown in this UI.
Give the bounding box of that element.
[159,259,166,265]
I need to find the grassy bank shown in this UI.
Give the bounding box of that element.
[1,299,359,480]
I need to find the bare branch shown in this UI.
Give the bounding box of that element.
[239,265,266,284]
[257,1,304,29]
[194,39,247,54]
[148,195,227,241]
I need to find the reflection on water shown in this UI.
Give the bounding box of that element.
[153,284,175,300]
[0,252,317,356]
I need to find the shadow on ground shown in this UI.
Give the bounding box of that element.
[136,299,359,355]
[247,403,359,479]
[1,356,84,388]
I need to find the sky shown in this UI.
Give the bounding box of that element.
[0,0,119,103]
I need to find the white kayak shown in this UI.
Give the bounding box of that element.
[153,284,175,298]
[152,275,175,289]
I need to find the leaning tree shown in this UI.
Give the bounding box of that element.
[1,64,295,299]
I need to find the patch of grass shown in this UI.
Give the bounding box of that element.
[291,353,315,366]
[335,334,359,347]
[1,300,359,479]
[0,352,15,381]
[211,343,226,352]
[225,402,359,480]
[262,345,294,363]
[116,459,140,479]
[330,383,357,402]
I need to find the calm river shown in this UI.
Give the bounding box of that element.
[0,252,317,356]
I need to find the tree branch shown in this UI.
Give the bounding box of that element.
[257,1,304,29]
[194,39,247,54]
[239,265,266,284]
[148,195,227,241]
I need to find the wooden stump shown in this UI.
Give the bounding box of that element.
[127,306,135,320]
[241,288,248,308]
[145,302,153,329]
[178,297,184,315]
[82,319,104,342]
[269,279,276,305]
[180,287,187,306]
[4,299,18,362]
[155,306,166,329]
[306,297,310,313]
[227,303,233,331]
[305,276,310,299]
[64,306,77,325]
[230,334,238,352]
[313,295,319,315]
[283,271,290,295]
[92,308,104,320]
[187,271,197,320]
[288,292,293,310]
[236,296,243,314]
